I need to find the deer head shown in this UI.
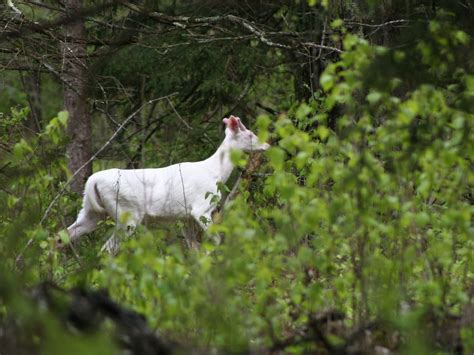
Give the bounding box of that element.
[223,115,270,153]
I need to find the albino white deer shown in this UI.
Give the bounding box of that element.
[64,115,269,254]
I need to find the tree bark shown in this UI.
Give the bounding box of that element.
[61,0,91,194]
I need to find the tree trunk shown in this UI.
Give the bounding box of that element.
[21,70,42,133]
[291,2,324,102]
[293,48,322,102]
[61,0,91,194]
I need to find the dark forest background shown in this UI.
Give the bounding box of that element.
[0,0,473,353]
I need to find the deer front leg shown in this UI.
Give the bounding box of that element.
[100,207,140,255]
[187,204,218,248]
[100,222,137,255]
[191,201,215,230]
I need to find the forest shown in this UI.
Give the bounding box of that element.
[0,0,473,353]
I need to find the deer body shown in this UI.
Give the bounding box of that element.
[66,116,269,253]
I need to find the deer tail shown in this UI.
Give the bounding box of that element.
[83,176,106,214]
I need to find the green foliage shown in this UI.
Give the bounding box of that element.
[1,2,473,353]
[84,12,472,352]
[0,109,75,275]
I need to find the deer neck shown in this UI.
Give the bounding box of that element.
[205,138,235,183]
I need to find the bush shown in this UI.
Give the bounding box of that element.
[0,15,473,354]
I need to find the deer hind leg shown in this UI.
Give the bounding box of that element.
[67,208,103,242]
[100,233,120,255]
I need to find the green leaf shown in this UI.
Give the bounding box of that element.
[320,73,334,91]
[57,111,69,126]
[452,115,464,129]
[230,149,248,168]
[454,31,469,45]
[465,75,474,92]
[316,126,330,140]
[266,147,286,170]
[12,139,32,158]
[367,91,382,104]
[331,19,343,29]
[58,230,70,244]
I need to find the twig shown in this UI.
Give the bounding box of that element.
[0,162,12,173]
[227,14,291,50]
[316,17,327,60]
[222,173,242,207]
[119,1,339,53]
[344,19,409,28]
[300,42,343,54]
[165,97,217,147]
[178,163,199,250]
[166,97,192,130]
[14,48,81,95]
[7,0,22,16]
[0,2,117,42]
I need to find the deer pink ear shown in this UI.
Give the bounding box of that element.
[228,116,239,131]
[238,120,247,130]
[223,117,229,125]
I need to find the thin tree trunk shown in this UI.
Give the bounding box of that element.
[61,0,91,194]
[291,2,323,102]
[21,70,42,133]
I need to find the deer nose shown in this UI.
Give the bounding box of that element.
[261,142,270,150]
